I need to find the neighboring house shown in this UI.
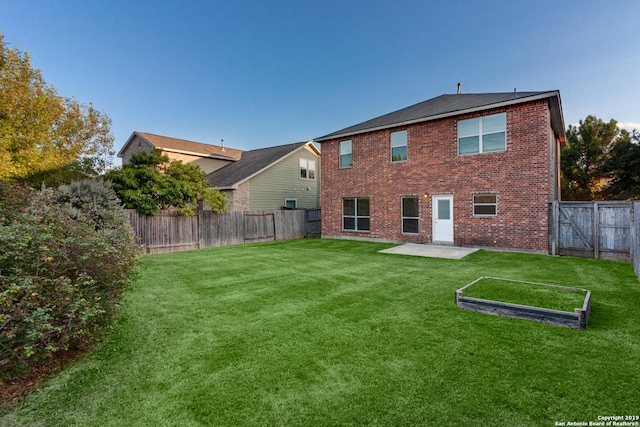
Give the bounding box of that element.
[315,91,566,252]
[118,131,242,174]
[118,132,321,213]
[207,141,321,212]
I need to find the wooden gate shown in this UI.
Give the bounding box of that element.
[549,201,633,261]
[305,208,321,238]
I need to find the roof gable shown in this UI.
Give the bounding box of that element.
[316,91,565,142]
[207,141,320,189]
[118,131,243,161]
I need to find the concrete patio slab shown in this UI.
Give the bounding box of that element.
[379,243,479,259]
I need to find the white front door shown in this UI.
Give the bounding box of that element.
[432,195,454,243]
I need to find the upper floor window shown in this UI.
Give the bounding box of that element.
[300,158,316,180]
[339,140,352,168]
[473,193,497,216]
[391,130,408,162]
[458,113,506,155]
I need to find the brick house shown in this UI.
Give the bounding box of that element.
[315,91,566,252]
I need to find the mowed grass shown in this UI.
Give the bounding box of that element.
[462,277,589,312]
[1,239,639,426]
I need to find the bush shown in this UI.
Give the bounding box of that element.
[0,182,34,225]
[0,180,141,379]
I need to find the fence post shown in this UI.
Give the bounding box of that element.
[198,209,203,250]
[593,202,599,260]
[549,201,559,256]
[633,202,639,281]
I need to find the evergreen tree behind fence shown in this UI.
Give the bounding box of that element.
[127,209,313,254]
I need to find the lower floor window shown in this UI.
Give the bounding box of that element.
[402,196,419,234]
[343,197,370,231]
[285,199,297,209]
[473,193,497,216]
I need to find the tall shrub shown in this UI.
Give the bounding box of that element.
[0,180,140,378]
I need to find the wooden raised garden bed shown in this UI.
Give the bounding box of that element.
[455,277,592,329]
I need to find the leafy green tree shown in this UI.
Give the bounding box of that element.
[105,149,165,215]
[162,158,228,215]
[105,149,228,216]
[0,31,114,188]
[602,130,640,200]
[560,116,623,200]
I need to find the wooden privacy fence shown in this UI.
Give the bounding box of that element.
[549,201,636,263]
[127,209,312,254]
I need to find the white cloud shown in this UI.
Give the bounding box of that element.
[617,122,640,131]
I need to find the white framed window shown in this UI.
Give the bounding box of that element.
[473,193,497,216]
[343,197,370,231]
[402,196,419,234]
[458,113,506,155]
[284,199,297,209]
[300,158,316,180]
[339,140,352,168]
[391,130,408,162]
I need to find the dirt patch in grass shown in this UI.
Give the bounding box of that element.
[0,347,90,407]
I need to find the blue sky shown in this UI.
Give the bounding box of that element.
[2,0,639,165]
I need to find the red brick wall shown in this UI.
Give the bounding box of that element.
[320,101,556,251]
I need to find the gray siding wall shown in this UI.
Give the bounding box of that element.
[249,146,320,211]
[120,136,154,164]
[119,135,232,174]
[189,157,233,175]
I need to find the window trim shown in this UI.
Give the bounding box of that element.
[299,158,316,180]
[401,195,419,234]
[284,198,297,209]
[472,193,498,217]
[390,130,408,163]
[342,197,370,232]
[339,140,352,168]
[457,113,506,155]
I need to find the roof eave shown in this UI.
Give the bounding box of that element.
[159,147,240,161]
[547,92,567,145]
[211,185,238,191]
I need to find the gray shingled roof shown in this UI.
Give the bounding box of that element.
[315,91,564,141]
[207,142,317,189]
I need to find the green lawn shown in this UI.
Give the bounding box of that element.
[2,239,639,426]
[462,277,589,312]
